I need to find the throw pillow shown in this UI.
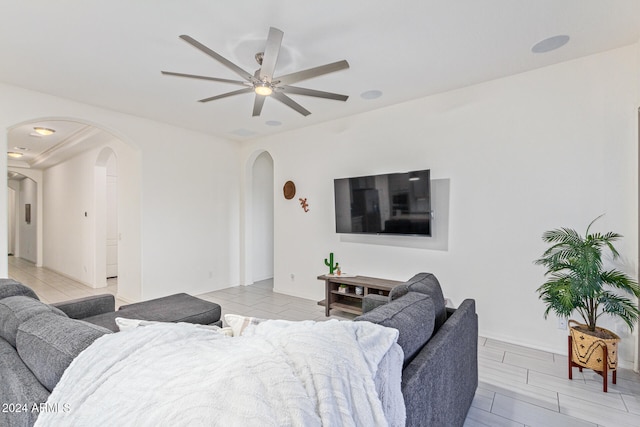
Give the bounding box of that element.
[114,317,232,336]
[224,314,266,336]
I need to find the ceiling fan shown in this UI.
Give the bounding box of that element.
[162,27,350,117]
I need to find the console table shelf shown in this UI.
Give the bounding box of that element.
[318,275,403,316]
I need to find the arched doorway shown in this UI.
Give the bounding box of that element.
[251,151,274,283]
[5,118,141,301]
[242,149,275,286]
[6,173,37,263]
[6,169,43,266]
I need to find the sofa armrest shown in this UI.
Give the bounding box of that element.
[401,298,478,427]
[52,294,115,319]
[361,294,389,313]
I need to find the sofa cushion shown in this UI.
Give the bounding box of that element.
[16,312,111,392]
[355,291,435,365]
[83,293,222,332]
[390,272,447,330]
[119,293,222,323]
[0,296,67,347]
[0,337,50,427]
[0,279,39,301]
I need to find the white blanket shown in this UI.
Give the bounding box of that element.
[35,319,405,427]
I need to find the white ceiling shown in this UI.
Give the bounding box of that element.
[6,119,117,181]
[1,1,639,143]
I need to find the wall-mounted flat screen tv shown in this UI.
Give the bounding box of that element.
[334,169,431,236]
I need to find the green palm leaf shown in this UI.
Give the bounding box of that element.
[534,216,640,332]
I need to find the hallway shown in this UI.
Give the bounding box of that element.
[7,256,123,306]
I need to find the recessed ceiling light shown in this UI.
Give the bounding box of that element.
[14,146,29,151]
[360,90,383,100]
[531,35,570,53]
[7,152,24,158]
[265,120,282,126]
[33,127,55,136]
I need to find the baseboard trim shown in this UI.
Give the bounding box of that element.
[480,332,635,370]
[41,266,101,289]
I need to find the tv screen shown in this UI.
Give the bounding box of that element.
[334,169,431,236]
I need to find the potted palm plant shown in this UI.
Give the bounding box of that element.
[535,216,640,388]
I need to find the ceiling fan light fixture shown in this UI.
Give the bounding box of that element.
[33,126,56,136]
[254,83,273,96]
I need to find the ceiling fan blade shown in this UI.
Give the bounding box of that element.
[259,27,284,82]
[252,94,267,117]
[161,71,248,86]
[275,60,349,86]
[179,35,256,83]
[280,85,348,101]
[198,87,254,103]
[271,91,311,116]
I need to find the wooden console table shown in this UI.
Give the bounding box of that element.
[317,275,403,316]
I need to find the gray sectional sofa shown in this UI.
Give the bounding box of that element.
[1,281,111,427]
[356,273,478,427]
[1,274,476,427]
[55,292,222,332]
[0,279,221,427]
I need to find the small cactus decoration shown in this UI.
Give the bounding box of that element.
[324,252,338,275]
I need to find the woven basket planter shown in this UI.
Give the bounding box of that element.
[569,320,620,371]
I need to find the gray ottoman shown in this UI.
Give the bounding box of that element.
[82,293,222,332]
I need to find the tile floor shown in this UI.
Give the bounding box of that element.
[7,257,640,427]
[8,256,124,307]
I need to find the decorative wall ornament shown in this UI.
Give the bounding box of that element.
[299,198,309,212]
[283,181,296,199]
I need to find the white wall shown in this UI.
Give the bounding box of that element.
[17,178,37,263]
[251,152,274,282]
[0,83,241,302]
[139,126,240,299]
[241,45,639,365]
[0,43,637,365]
[44,146,105,287]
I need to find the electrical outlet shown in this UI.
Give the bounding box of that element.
[557,318,567,330]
